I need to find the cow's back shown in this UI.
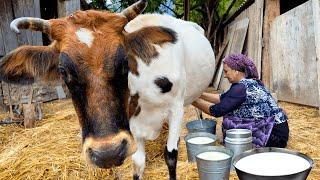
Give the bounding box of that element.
[125,14,215,106]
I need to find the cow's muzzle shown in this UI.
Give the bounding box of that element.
[83,131,136,168]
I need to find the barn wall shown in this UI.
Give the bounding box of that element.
[0,0,77,107]
[270,0,319,106]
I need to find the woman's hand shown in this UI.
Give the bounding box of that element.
[192,98,213,115]
[200,92,221,104]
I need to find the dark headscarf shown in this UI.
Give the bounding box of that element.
[223,53,259,79]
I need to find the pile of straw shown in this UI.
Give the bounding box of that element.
[0,100,318,179]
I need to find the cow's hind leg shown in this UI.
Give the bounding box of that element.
[132,138,145,180]
[165,102,184,180]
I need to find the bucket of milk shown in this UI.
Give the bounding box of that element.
[224,129,252,170]
[186,119,217,134]
[233,147,314,180]
[184,132,217,162]
[195,146,234,180]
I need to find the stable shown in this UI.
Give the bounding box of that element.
[214,0,320,109]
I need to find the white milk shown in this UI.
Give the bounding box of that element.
[235,152,311,176]
[229,130,249,135]
[187,137,215,145]
[197,151,230,161]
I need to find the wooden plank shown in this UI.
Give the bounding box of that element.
[23,104,36,128]
[0,0,5,55]
[0,83,6,113]
[58,0,81,17]
[12,0,42,46]
[55,85,67,99]
[233,0,264,75]
[218,18,249,91]
[0,0,19,54]
[270,0,318,106]
[262,0,280,90]
[212,24,237,90]
[312,0,320,112]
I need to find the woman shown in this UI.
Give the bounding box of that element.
[192,54,289,148]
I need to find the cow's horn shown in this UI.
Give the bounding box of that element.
[121,0,147,21]
[10,17,51,34]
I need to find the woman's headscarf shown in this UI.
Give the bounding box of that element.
[223,53,259,79]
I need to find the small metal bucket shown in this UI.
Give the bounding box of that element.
[184,132,217,162]
[195,146,234,180]
[224,129,252,170]
[186,119,217,134]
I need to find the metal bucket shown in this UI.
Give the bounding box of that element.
[184,132,217,162]
[195,146,234,180]
[225,129,252,170]
[186,119,217,134]
[233,147,314,180]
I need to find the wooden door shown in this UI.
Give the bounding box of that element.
[270,0,319,106]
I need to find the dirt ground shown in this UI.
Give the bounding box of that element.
[0,99,319,180]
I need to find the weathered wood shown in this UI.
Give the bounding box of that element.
[212,25,237,90]
[0,0,19,54]
[23,104,36,128]
[219,18,249,91]
[23,86,36,128]
[58,0,81,17]
[262,0,280,90]
[183,0,190,20]
[12,0,42,46]
[0,83,6,113]
[2,82,59,105]
[270,0,318,107]
[55,85,67,99]
[232,0,264,75]
[215,40,229,67]
[312,0,320,112]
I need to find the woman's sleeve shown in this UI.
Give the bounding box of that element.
[209,83,247,117]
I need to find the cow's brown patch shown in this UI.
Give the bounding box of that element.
[129,93,140,118]
[124,26,177,65]
[127,54,139,76]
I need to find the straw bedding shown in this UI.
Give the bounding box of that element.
[0,100,319,180]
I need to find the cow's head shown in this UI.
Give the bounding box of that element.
[0,0,147,168]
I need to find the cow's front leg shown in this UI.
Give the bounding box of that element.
[132,137,145,180]
[165,103,184,180]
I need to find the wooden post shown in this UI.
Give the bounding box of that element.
[184,0,190,20]
[23,86,36,128]
[0,82,6,112]
[58,0,81,17]
[312,0,320,113]
[262,0,280,90]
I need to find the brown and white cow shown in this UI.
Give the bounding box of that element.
[0,0,215,179]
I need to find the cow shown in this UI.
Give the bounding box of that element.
[0,0,215,179]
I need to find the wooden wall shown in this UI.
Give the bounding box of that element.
[270,0,319,107]
[214,0,264,92]
[0,0,42,57]
[0,0,80,107]
[58,0,81,17]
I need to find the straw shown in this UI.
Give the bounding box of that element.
[0,99,319,179]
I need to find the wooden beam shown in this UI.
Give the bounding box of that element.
[262,0,280,90]
[183,0,190,20]
[58,0,80,17]
[312,0,320,112]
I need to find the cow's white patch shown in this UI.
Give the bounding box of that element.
[76,28,94,47]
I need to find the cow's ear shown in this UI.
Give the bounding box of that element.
[0,45,60,84]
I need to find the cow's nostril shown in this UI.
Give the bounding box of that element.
[87,147,93,154]
[86,139,128,168]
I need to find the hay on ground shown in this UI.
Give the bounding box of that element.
[0,100,319,179]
